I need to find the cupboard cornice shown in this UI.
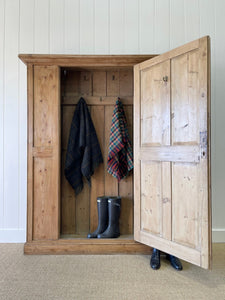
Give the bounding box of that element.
[18,54,156,67]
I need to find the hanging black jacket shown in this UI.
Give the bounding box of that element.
[64,97,103,195]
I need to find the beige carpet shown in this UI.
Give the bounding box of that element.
[0,244,224,300]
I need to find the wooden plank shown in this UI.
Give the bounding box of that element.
[119,69,133,97]
[33,66,58,147]
[32,147,53,157]
[75,180,90,235]
[24,239,151,255]
[172,162,200,248]
[32,65,60,240]
[61,70,80,97]
[140,60,170,147]
[138,230,201,266]
[19,55,156,67]
[27,64,34,242]
[133,63,141,241]
[139,146,200,163]
[93,71,106,96]
[198,36,211,268]
[138,38,200,70]
[119,105,133,235]
[140,161,161,235]
[162,162,171,240]
[80,71,92,95]
[61,150,76,234]
[33,157,56,240]
[62,96,133,106]
[90,106,105,232]
[171,50,200,145]
[104,106,118,196]
[61,105,75,150]
[107,71,119,96]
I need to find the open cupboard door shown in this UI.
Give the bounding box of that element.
[133,36,211,269]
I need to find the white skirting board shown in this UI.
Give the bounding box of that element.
[0,229,26,243]
[212,229,225,243]
[0,229,224,243]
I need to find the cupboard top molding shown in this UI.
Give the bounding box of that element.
[18,54,157,67]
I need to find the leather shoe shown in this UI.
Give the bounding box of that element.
[166,254,183,271]
[150,248,160,270]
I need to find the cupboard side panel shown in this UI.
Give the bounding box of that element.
[32,65,60,240]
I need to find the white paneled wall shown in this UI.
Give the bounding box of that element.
[0,0,224,242]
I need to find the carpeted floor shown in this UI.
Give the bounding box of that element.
[0,243,224,300]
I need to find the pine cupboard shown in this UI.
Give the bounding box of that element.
[19,36,211,269]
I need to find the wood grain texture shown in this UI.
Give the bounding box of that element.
[24,239,151,255]
[134,37,211,269]
[27,64,34,242]
[90,106,105,232]
[32,65,60,240]
[19,55,156,66]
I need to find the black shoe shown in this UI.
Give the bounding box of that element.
[97,197,121,238]
[87,196,108,238]
[150,248,160,270]
[166,254,183,271]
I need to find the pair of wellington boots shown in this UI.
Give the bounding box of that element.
[87,196,121,238]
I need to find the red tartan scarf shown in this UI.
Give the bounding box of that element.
[107,98,133,181]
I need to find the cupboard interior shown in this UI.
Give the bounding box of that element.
[60,66,134,239]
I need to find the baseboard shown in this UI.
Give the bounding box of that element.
[0,229,26,243]
[212,229,225,242]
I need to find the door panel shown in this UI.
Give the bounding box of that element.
[171,50,199,145]
[134,36,211,269]
[31,65,60,241]
[172,162,199,249]
[141,61,170,146]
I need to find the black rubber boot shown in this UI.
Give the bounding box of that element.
[166,254,183,271]
[97,197,121,238]
[87,196,108,238]
[150,248,161,270]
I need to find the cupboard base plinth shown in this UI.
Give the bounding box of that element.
[24,239,151,255]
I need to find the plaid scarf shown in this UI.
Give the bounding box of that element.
[65,97,103,195]
[107,98,133,181]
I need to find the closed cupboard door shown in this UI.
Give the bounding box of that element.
[134,36,211,269]
[27,65,60,241]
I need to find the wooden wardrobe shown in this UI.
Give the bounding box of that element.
[19,36,211,269]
